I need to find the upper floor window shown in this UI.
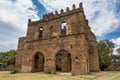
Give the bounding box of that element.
[61,22,67,36]
[50,25,53,32]
[39,27,43,39]
[61,22,67,29]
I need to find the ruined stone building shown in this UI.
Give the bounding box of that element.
[15,3,100,75]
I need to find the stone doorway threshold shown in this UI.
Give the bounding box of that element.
[56,72,72,76]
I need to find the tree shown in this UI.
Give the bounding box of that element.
[97,40,114,70]
[0,50,16,68]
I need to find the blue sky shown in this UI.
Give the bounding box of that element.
[0,0,120,54]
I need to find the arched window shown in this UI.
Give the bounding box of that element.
[61,22,67,29]
[61,22,67,36]
[39,27,43,39]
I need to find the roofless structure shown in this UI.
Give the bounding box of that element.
[15,3,100,75]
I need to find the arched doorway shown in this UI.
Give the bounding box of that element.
[34,52,44,72]
[56,50,71,72]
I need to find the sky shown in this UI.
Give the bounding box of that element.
[0,0,120,54]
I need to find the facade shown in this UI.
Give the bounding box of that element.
[15,3,100,75]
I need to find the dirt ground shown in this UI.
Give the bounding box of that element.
[0,71,120,80]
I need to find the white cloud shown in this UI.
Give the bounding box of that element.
[111,37,120,47]
[0,0,39,51]
[0,0,39,31]
[0,0,119,52]
[113,47,120,55]
[38,0,120,37]
[111,37,120,55]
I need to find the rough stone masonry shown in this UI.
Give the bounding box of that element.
[15,3,100,75]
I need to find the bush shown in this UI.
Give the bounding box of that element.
[10,69,19,74]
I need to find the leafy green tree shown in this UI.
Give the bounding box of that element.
[0,50,16,68]
[97,40,114,70]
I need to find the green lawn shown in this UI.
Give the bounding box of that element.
[0,71,120,80]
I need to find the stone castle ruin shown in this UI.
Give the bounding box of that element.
[15,3,100,75]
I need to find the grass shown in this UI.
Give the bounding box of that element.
[0,71,120,80]
[112,76,120,80]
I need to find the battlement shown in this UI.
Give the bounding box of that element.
[19,37,26,42]
[29,3,83,24]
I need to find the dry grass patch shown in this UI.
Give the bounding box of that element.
[0,71,120,80]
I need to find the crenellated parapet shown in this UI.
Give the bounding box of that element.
[79,3,83,9]
[29,3,84,24]
[19,37,26,42]
[66,7,70,12]
[72,4,76,10]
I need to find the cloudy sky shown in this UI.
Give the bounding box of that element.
[0,0,120,54]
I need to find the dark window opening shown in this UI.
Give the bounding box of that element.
[50,25,53,33]
[76,57,78,59]
[49,25,53,38]
[71,45,73,49]
[50,25,53,30]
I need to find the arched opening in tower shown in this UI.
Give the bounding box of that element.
[56,50,71,72]
[34,52,44,72]
[61,22,67,36]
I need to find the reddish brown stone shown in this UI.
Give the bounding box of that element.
[15,3,100,75]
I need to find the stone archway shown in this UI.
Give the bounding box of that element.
[56,50,71,72]
[33,52,44,72]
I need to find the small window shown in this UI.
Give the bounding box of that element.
[50,25,53,31]
[61,22,67,29]
[39,27,43,39]
[76,57,78,59]
[61,22,67,36]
